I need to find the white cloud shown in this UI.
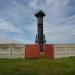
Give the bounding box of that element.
[44,17,75,44]
[27,0,75,44]
[0,18,25,44]
[0,0,75,44]
[0,33,15,44]
[0,18,23,33]
[29,0,38,8]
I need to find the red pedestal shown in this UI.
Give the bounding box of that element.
[45,44,54,58]
[25,44,40,58]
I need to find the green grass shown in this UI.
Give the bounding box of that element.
[0,57,75,75]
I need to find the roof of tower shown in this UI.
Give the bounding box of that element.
[35,10,46,17]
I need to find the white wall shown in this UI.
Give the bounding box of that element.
[0,44,25,58]
[0,44,75,59]
[54,44,75,58]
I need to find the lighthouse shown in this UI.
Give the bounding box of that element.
[35,10,46,44]
[35,10,46,51]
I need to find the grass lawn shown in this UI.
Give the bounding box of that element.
[0,57,75,75]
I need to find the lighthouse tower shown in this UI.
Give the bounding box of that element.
[35,10,46,44]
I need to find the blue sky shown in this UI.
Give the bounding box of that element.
[0,0,75,44]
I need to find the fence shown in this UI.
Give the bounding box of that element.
[0,44,25,58]
[0,44,75,59]
[54,44,75,58]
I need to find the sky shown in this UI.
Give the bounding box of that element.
[0,0,75,44]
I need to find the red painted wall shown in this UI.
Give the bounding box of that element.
[25,44,40,58]
[45,44,54,58]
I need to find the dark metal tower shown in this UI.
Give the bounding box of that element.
[35,10,46,44]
